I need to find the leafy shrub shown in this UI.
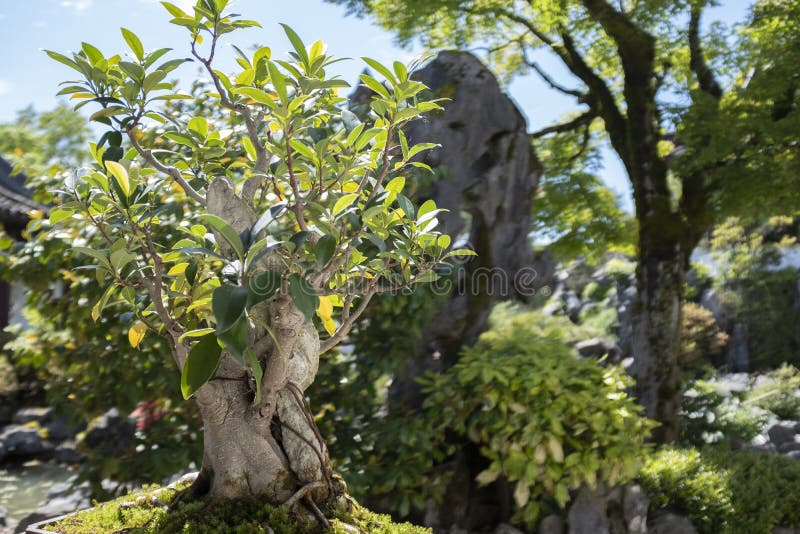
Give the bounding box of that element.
[680,303,729,371]
[420,308,655,526]
[640,447,800,534]
[747,364,800,419]
[680,379,768,446]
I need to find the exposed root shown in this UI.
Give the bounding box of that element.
[304,495,331,529]
[168,469,210,510]
[282,481,327,508]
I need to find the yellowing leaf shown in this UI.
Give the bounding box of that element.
[128,321,147,348]
[341,181,359,193]
[317,296,336,336]
[548,437,564,463]
[91,301,101,321]
[513,480,530,508]
[105,160,130,196]
[167,262,188,276]
[475,469,499,487]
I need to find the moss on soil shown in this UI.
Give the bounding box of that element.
[46,481,429,533]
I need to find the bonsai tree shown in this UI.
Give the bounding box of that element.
[46,0,470,520]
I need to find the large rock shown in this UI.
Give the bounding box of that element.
[768,423,797,447]
[575,338,622,363]
[79,407,135,456]
[0,424,54,459]
[12,407,53,425]
[539,515,564,534]
[648,511,697,534]
[622,485,649,534]
[568,488,609,534]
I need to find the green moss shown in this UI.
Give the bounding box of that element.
[48,483,430,534]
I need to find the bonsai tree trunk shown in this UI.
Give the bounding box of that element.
[177,178,342,511]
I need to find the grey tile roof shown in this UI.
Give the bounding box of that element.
[0,156,39,227]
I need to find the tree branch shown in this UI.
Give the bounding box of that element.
[530,109,597,138]
[126,129,206,205]
[318,291,374,354]
[689,3,723,100]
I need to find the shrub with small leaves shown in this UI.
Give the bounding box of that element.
[641,446,800,534]
[420,308,655,526]
[680,378,768,446]
[747,364,800,420]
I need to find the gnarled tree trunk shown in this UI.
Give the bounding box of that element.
[177,178,343,514]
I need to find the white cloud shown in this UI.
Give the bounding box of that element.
[140,0,194,13]
[0,81,12,96]
[60,0,93,14]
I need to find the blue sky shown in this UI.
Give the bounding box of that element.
[0,0,749,210]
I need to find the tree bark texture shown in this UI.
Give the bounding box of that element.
[181,177,340,510]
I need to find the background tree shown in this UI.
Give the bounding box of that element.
[328,0,800,442]
[45,0,466,521]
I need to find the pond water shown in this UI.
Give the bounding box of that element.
[0,462,76,523]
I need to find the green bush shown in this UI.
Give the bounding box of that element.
[747,364,800,419]
[640,447,800,534]
[421,308,655,526]
[680,379,768,446]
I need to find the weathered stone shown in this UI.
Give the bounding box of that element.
[54,442,85,464]
[768,423,797,447]
[623,485,649,534]
[726,323,749,372]
[568,488,609,534]
[700,288,732,331]
[45,416,79,443]
[494,523,525,534]
[0,424,53,458]
[649,511,697,534]
[12,406,52,425]
[575,338,622,362]
[539,515,565,534]
[79,407,135,456]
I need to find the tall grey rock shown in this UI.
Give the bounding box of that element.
[360,51,547,530]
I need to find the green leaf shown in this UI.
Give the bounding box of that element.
[359,74,390,99]
[280,24,309,68]
[121,28,144,61]
[247,270,282,305]
[417,199,437,220]
[81,42,104,65]
[160,1,190,18]
[198,214,245,259]
[185,262,198,285]
[216,316,249,365]
[333,193,357,217]
[212,284,248,333]
[362,57,397,86]
[105,161,131,197]
[397,194,415,219]
[385,176,405,194]
[246,348,263,406]
[288,274,318,321]
[180,334,222,399]
[188,116,208,138]
[315,235,337,268]
[45,50,81,72]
